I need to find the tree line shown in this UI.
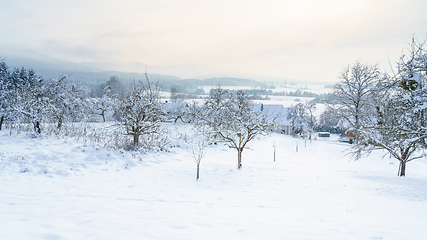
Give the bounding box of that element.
[0,64,85,134]
[0,64,271,178]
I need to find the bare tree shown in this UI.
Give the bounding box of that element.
[116,75,162,150]
[188,141,207,180]
[353,37,427,176]
[195,87,270,169]
[329,62,384,143]
[287,102,316,140]
[354,89,427,176]
[47,76,85,131]
[88,86,116,122]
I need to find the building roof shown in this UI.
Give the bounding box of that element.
[253,104,291,126]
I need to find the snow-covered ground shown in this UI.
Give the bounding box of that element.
[1,125,427,240]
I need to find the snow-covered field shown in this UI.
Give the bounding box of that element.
[1,125,427,240]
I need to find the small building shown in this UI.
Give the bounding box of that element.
[318,132,330,137]
[253,104,292,134]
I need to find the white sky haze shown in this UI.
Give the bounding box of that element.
[1,0,427,83]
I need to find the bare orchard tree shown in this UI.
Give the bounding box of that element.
[47,76,85,131]
[352,37,427,176]
[304,102,317,141]
[329,62,384,143]
[88,86,117,122]
[188,141,208,180]
[195,87,270,169]
[287,102,306,137]
[354,86,427,176]
[116,75,162,150]
[287,102,316,140]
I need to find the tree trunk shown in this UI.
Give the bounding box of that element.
[196,164,200,180]
[237,148,242,169]
[398,161,407,177]
[57,117,63,130]
[33,120,41,134]
[133,133,139,150]
[101,111,106,122]
[0,115,3,130]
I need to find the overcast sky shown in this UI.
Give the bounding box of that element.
[1,0,426,83]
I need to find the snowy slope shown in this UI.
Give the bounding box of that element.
[0,126,426,240]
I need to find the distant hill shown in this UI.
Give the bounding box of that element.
[201,77,266,87]
[0,49,268,90]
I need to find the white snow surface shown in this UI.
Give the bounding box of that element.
[1,125,427,240]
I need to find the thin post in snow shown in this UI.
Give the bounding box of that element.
[273,140,276,162]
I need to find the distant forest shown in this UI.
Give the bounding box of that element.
[3,56,328,102]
